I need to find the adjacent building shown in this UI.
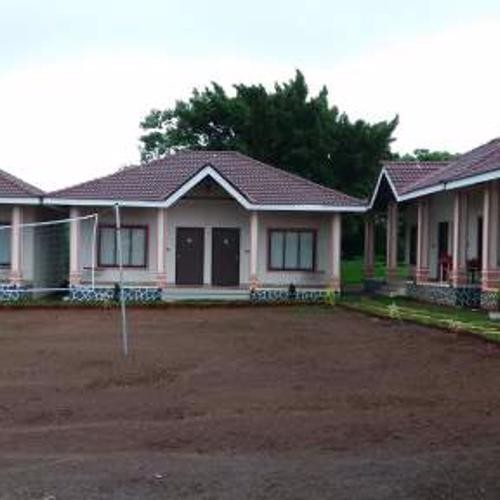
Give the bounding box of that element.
[367,138,500,308]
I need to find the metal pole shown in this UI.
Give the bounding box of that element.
[91,214,98,289]
[115,203,128,356]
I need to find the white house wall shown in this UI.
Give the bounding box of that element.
[427,192,454,280]
[166,199,251,285]
[465,188,483,262]
[403,204,417,267]
[0,205,40,285]
[0,205,11,282]
[79,207,159,285]
[76,200,335,288]
[257,212,331,287]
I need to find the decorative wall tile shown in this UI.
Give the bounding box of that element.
[406,283,482,308]
[69,286,162,303]
[0,284,26,302]
[250,288,334,303]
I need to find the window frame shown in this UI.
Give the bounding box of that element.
[267,228,317,272]
[97,224,149,269]
[0,221,11,268]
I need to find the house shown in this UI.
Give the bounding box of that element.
[44,151,365,301]
[0,169,46,300]
[367,138,500,309]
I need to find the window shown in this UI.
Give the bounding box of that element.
[269,229,315,271]
[98,226,147,268]
[0,223,10,267]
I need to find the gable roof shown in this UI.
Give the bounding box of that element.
[370,138,500,205]
[0,168,44,203]
[45,151,365,212]
[369,161,448,207]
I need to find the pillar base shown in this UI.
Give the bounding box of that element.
[249,275,259,291]
[386,268,399,282]
[69,273,82,286]
[363,265,374,279]
[329,277,341,292]
[156,273,167,288]
[9,271,23,286]
[481,269,500,290]
[415,267,429,284]
[450,268,468,287]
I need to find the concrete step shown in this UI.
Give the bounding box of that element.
[162,288,251,302]
[376,281,408,298]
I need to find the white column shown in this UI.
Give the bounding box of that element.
[249,211,259,289]
[386,202,398,281]
[9,206,23,285]
[156,208,167,287]
[482,182,500,289]
[416,199,430,283]
[363,216,375,278]
[330,213,342,291]
[69,207,81,285]
[451,191,468,286]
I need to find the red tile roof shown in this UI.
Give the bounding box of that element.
[0,168,44,198]
[382,161,449,196]
[406,138,500,193]
[48,151,364,207]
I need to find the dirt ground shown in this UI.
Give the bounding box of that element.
[1,306,500,499]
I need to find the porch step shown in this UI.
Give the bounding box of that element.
[374,280,408,298]
[162,288,251,302]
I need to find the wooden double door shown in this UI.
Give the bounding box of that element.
[175,227,240,286]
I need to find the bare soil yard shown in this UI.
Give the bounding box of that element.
[1,306,500,499]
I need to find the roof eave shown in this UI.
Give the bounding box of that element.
[45,164,367,212]
[399,167,500,201]
[0,196,42,205]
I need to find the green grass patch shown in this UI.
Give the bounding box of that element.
[341,258,408,285]
[341,295,500,343]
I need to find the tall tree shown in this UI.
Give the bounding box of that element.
[140,71,398,198]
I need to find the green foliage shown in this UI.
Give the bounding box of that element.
[393,148,457,162]
[139,70,398,198]
[324,289,338,306]
[342,296,500,343]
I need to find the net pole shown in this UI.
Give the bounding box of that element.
[114,204,129,357]
[91,214,98,289]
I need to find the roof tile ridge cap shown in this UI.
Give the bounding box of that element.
[0,167,44,196]
[47,162,150,196]
[232,151,363,204]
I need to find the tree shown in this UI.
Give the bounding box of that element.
[394,148,456,162]
[139,71,398,199]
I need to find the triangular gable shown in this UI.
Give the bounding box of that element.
[163,164,251,209]
[368,168,400,209]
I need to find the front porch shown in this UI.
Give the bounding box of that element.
[364,180,500,309]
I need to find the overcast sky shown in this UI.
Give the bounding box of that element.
[1,0,500,190]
